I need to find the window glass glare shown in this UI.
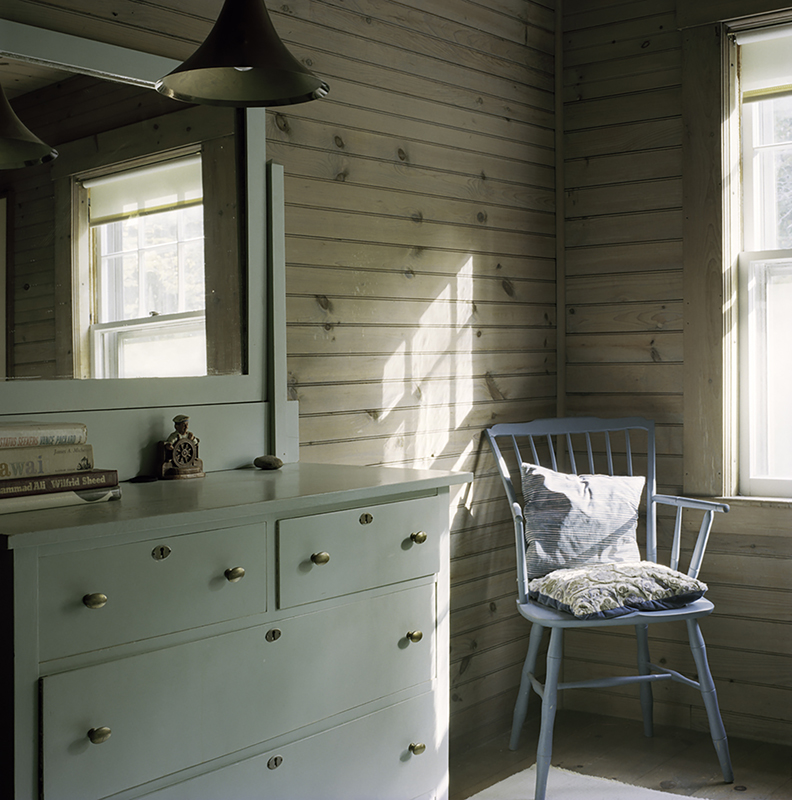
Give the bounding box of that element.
[771,148,792,248]
[182,239,206,310]
[118,327,206,379]
[765,269,792,477]
[144,244,180,316]
[142,209,179,248]
[121,252,141,321]
[183,205,204,240]
[755,95,792,145]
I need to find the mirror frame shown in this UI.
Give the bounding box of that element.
[0,19,298,474]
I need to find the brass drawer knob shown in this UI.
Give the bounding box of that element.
[409,742,426,756]
[88,727,112,745]
[83,593,108,609]
[224,566,246,583]
[407,630,423,643]
[311,551,330,565]
[410,531,428,544]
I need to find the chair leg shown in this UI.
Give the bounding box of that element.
[510,623,545,750]
[635,623,654,738]
[534,627,563,800]
[686,619,734,784]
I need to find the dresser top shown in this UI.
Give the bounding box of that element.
[1,462,472,549]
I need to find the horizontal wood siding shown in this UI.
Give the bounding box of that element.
[2,0,557,750]
[262,0,558,751]
[563,0,792,747]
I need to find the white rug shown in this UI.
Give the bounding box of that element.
[469,765,688,799]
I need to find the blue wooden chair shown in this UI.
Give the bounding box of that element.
[485,417,733,800]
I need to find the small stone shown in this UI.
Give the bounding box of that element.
[254,455,284,470]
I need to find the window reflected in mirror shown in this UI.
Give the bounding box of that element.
[0,72,246,380]
[78,154,207,378]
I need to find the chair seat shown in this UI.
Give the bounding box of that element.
[517,595,715,628]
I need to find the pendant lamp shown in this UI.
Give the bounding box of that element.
[0,84,58,169]
[155,0,329,107]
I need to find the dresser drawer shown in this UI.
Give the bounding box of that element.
[38,522,267,661]
[40,582,436,800]
[141,692,444,800]
[278,495,442,608]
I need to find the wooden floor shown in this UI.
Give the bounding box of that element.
[450,710,792,800]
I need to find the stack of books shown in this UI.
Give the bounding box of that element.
[0,422,121,514]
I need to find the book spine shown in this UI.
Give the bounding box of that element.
[0,422,88,449]
[0,485,122,515]
[0,470,118,500]
[0,444,94,480]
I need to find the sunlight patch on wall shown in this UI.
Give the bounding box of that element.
[379,340,406,421]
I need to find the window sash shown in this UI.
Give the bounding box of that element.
[737,252,792,497]
[90,311,207,380]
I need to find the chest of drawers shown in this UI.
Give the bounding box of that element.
[1,463,467,800]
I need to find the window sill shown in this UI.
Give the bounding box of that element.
[715,495,792,509]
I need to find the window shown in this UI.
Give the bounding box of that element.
[76,154,207,379]
[736,26,792,497]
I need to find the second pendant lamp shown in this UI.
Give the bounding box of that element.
[156,0,329,107]
[0,84,58,170]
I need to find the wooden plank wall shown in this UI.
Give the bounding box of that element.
[562,0,791,747]
[1,0,558,750]
[262,0,558,752]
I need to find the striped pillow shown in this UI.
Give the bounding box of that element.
[521,464,644,579]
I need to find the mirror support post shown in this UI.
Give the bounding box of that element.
[266,159,299,461]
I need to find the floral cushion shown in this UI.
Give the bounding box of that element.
[521,464,644,579]
[527,561,708,619]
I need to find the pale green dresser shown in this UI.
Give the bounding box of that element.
[1,463,468,800]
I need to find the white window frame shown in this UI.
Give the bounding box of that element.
[734,29,792,498]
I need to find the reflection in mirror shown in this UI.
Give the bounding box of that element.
[0,67,246,380]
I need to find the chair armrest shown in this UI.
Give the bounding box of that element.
[653,494,727,579]
[654,494,729,514]
[512,500,524,523]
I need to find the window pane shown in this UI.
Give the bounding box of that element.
[744,259,792,481]
[118,327,207,379]
[754,95,792,145]
[183,204,204,240]
[144,244,179,316]
[765,269,792,477]
[121,252,141,320]
[181,239,206,311]
[142,209,179,248]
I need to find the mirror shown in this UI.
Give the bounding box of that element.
[0,20,295,475]
[1,62,245,380]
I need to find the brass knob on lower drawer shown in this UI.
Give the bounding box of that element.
[88,727,112,745]
[83,593,108,609]
[409,742,426,756]
[407,630,423,643]
[311,551,330,565]
[224,566,246,582]
[410,531,428,544]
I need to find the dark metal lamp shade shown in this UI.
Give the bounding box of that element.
[0,85,58,169]
[155,0,329,107]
